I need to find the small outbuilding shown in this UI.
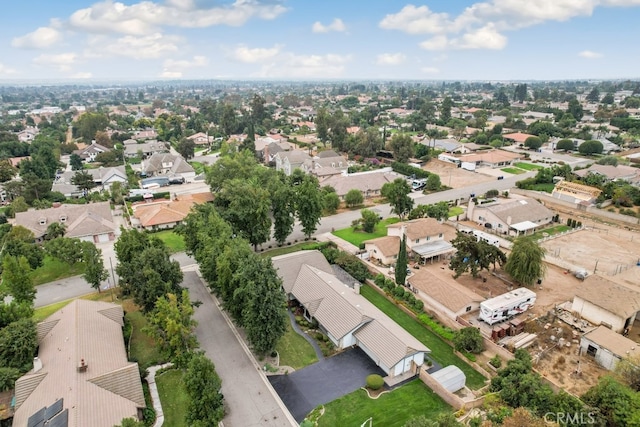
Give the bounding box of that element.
[581,326,640,371]
[430,365,466,393]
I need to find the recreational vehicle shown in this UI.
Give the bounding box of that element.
[479,288,536,325]
[460,228,500,247]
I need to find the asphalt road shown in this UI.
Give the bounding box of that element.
[182,270,296,427]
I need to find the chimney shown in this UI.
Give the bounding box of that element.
[33,357,42,373]
[78,358,88,373]
[354,282,361,294]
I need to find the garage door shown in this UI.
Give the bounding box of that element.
[98,234,110,243]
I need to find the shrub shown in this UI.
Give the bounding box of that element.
[391,162,430,179]
[453,327,485,354]
[417,314,455,341]
[578,140,604,155]
[556,139,574,151]
[366,374,384,390]
[524,136,542,150]
[489,355,502,369]
[485,189,499,198]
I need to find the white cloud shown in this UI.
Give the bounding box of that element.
[376,53,406,65]
[421,66,439,74]
[71,72,93,79]
[12,26,63,49]
[95,33,182,59]
[0,63,17,75]
[312,18,347,33]
[257,53,351,78]
[231,44,282,63]
[161,55,208,77]
[33,53,78,72]
[160,70,184,78]
[381,0,640,51]
[66,0,287,35]
[579,50,603,59]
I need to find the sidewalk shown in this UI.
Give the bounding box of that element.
[316,232,360,254]
[146,363,173,427]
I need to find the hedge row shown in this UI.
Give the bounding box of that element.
[391,162,430,179]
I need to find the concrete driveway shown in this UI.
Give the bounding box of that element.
[181,270,296,427]
[268,347,386,422]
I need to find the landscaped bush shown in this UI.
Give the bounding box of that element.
[333,252,371,282]
[417,314,455,341]
[489,355,502,369]
[391,162,430,179]
[366,374,384,390]
[453,327,485,354]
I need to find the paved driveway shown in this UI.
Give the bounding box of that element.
[182,270,296,427]
[268,347,386,422]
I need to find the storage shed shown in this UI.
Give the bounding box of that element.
[430,365,466,393]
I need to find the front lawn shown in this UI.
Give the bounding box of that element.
[156,369,189,427]
[514,162,544,171]
[332,217,400,247]
[260,241,331,258]
[315,379,451,427]
[530,183,555,193]
[276,321,318,370]
[530,224,572,240]
[500,167,526,175]
[448,206,464,217]
[125,300,164,369]
[189,161,205,175]
[152,230,186,253]
[32,256,86,286]
[361,285,486,389]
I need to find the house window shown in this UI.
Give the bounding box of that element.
[586,345,598,357]
[426,236,430,241]
[415,239,419,244]
[438,233,443,238]
[497,224,502,228]
[466,306,472,312]
[39,218,47,226]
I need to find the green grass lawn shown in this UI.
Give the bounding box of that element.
[152,230,186,253]
[361,285,486,389]
[260,241,329,258]
[500,167,526,175]
[531,183,555,193]
[332,217,400,247]
[156,369,188,427]
[33,300,73,322]
[276,321,318,370]
[514,162,544,171]
[316,379,451,427]
[32,256,86,286]
[189,161,205,174]
[448,206,464,217]
[126,306,165,369]
[530,224,572,240]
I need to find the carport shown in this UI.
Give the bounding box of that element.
[268,347,386,422]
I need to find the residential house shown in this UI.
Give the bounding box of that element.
[580,326,640,371]
[8,156,30,168]
[571,275,640,334]
[72,141,111,162]
[12,300,145,427]
[142,153,196,182]
[132,129,158,140]
[458,150,523,168]
[552,181,602,205]
[14,201,117,243]
[319,170,397,199]
[302,150,349,178]
[132,192,214,230]
[467,195,553,236]
[17,127,38,143]
[186,132,212,145]
[52,166,127,197]
[407,269,485,320]
[365,218,454,265]
[503,132,536,145]
[123,139,169,159]
[274,150,311,176]
[256,137,293,164]
[574,164,640,184]
[272,251,430,380]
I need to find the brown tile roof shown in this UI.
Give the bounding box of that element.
[583,326,640,359]
[364,235,400,258]
[575,275,640,318]
[459,150,522,164]
[13,300,144,427]
[387,218,449,241]
[503,132,535,143]
[14,202,115,239]
[408,269,484,313]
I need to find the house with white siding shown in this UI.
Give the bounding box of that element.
[580,326,640,371]
[273,251,430,381]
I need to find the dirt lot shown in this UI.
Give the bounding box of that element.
[541,227,640,279]
[421,159,494,189]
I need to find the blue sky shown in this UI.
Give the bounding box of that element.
[1,0,640,82]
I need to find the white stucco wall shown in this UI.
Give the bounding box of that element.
[572,297,626,333]
[580,337,621,371]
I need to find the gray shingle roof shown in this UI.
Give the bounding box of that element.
[14,202,116,239]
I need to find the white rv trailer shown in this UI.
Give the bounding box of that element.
[459,228,500,247]
[479,288,536,325]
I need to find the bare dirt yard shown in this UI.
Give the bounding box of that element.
[421,159,494,189]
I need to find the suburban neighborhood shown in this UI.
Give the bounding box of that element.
[1,11,640,424]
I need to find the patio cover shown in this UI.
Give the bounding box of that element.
[510,220,538,232]
[411,240,454,258]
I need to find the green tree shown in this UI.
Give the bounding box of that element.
[440,97,453,123]
[44,237,86,265]
[75,112,109,142]
[2,226,44,270]
[395,234,408,285]
[270,183,296,246]
[453,327,485,353]
[360,209,380,233]
[567,97,584,121]
[0,367,21,392]
[344,189,364,208]
[0,318,37,371]
[578,140,604,155]
[425,173,441,191]
[72,170,96,194]
[381,178,414,219]
[323,191,340,214]
[145,290,197,367]
[296,175,323,239]
[582,376,640,427]
[524,136,542,150]
[69,153,83,171]
[601,92,615,105]
[114,418,145,427]
[184,353,225,426]
[83,243,108,292]
[176,138,195,160]
[9,197,28,215]
[449,232,505,278]
[0,160,17,183]
[615,354,640,391]
[556,139,575,151]
[45,221,66,240]
[586,87,600,103]
[2,256,34,305]
[388,133,415,163]
[315,107,330,143]
[504,236,547,286]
